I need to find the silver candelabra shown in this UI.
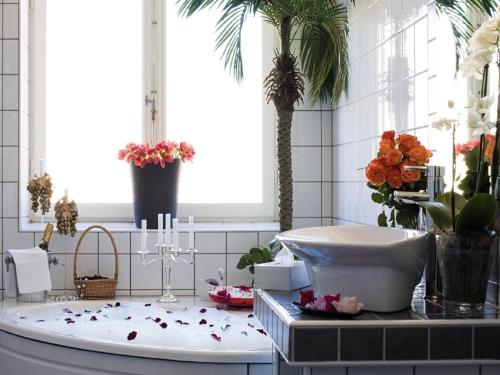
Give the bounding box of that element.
[138,243,197,303]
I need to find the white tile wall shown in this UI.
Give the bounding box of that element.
[332,0,451,226]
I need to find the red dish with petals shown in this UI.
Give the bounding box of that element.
[208,286,254,307]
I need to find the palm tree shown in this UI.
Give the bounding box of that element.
[178,0,349,232]
[177,0,498,233]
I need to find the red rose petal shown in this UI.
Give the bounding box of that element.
[299,290,315,306]
[199,319,207,325]
[209,324,214,327]
[63,308,73,314]
[90,316,97,321]
[160,322,168,329]
[75,314,82,317]
[115,302,121,307]
[257,328,267,336]
[221,324,231,331]
[36,320,45,322]
[125,316,132,320]
[199,308,207,313]
[144,303,151,307]
[182,322,189,325]
[248,314,254,318]
[84,310,91,313]
[66,320,75,324]
[127,331,137,341]
[153,317,161,323]
[211,333,222,342]
[248,323,254,328]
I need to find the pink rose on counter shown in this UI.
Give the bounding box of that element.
[331,296,364,314]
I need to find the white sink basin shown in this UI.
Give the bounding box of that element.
[276,226,430,312]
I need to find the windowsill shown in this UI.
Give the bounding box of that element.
[19,221,280,233]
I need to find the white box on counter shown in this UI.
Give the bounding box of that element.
[254,260,310,291]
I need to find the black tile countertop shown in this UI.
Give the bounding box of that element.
[254,287,500,366]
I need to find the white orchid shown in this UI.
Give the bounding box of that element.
[432,117,458,131]
[469,93,494,116]
[467,111,495,136]
[469,18,500,52]
[460,49,495,79]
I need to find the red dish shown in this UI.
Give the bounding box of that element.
[208,286,253,307]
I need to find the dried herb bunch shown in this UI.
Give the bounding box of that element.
[27,173,53,215]
[54,195,78,236]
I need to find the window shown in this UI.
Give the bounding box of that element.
[30,0,275,222]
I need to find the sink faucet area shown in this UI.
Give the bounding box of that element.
[276,226,430,312]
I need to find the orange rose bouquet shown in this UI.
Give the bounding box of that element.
[365,131,432,228]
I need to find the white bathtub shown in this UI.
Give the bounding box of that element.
[0,298,272,375]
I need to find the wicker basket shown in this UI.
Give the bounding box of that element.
[73,225,118,299]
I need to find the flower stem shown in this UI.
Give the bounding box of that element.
[492,56,500,192]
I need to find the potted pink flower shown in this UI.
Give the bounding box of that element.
[118,141,195,228]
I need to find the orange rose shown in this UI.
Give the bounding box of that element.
[379,138,395,155]
[485,134,496,164]
[401,161,421,183]
[407,145,432,165]
[385,166,403,188]
[365,158,386,186]
[385,149,402,166]
[397,134,420,155]
[382,130,395,140]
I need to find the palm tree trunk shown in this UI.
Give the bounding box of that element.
[276,108,294,232]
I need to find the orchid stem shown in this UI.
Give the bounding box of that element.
[452,123,456,232]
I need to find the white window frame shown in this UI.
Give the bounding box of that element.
[29,0,277,222]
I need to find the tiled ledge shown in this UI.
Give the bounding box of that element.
[255,289,500,366]
[19,221,280,233]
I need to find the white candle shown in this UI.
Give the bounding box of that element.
[140,219,147,251]
[39,158,45,175]
[165,214,171,245]
[64,189,69,199]
[157,213,163,245]
[172,218,179,249]
[188,216,195,249]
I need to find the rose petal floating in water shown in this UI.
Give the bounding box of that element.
[63,308,72,314]
[145,316,152,320]
[221,324,231,331]
[209,324,214,327]
[199,319,207,325]
[248,314,254,318]
[248,323,254,328]
[153,317,161,323]
[183,322,189,325]
[211,333,222,342]
[90,316,97,321]
[66,320,75,324]
[199,308,207,313]
[160,323,168,329]
[96,310,102,314]
[127,331,137,341]
[241,331,248,336]
[84,310,91,313]
[144,303,151,307]
[166,311,173,314]
[106,304,113,308]
[257,328,267,336]
[115,302,121,307]
[36,320,45,322]
[124,316,132,320]
[75,314,82,317]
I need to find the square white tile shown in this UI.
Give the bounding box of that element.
[130,253,161,290]
[292,217,322,229]
[169,254,194,290]
[3,111,18,146]
[291,111,321,146]
[3,39,18,74]
[258,232,277,247]
[195,232,226,253]
[227,232,258,253]
[3,4,18,39]
[3,218,33,249]
[2,182,17,217]
[321,147,332,181]
[3,75,19,110]
[99,232,130,254]
[292,147,321,182]
[46,232,98,254]
[3,147,18,181]
[293,182,321,217]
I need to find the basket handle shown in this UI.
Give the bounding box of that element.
[73,225,119,283]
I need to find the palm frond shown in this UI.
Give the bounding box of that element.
[436,0,499,63]
[296,0,349,103]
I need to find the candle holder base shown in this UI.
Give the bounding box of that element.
[157,292,179,303]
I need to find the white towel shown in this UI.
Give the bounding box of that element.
[5,248,52,295]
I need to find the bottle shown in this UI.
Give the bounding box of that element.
[38,223,54,251]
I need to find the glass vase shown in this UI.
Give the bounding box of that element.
[437,232,496,314]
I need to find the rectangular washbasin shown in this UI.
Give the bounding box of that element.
[276,226,430,312]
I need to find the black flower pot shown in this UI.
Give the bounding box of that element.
[131,160,180,228]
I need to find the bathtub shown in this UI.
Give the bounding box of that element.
[0,297,272,375]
